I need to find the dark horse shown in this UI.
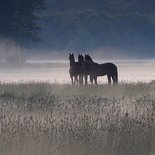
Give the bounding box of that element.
[84,55,118,85]
[78,54,88,85]
[69,53,78,84]
[69,53,81,85]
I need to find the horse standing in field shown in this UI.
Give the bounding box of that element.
[69,53,81,85]
[78,54,92,85]
[78,54,90,85]
[84,54,118,85]
[78,54,84,85]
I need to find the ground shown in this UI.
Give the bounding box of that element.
[0,82,155,155]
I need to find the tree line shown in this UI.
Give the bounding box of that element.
[1,0,155,56]
[0,0,45,44]
[40,0,155,56]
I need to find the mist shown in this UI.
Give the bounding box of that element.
[1,1,155,155]
[1,0,155,83]
[33,0,155,59]
[0,39,155,83]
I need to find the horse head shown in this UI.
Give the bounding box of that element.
[85,54,93,62]
[69,53,75,64]
[78,54,84,62]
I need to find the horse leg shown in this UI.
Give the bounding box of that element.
[81,76,83,85]
[112,76,115,84]
[114,74,118,85]
[107,75,111,85]
[79,75,83,85]
[75,76,78,85]
[90,76,93,84]
[85,75,88,85]
[70,75,74,85]
[94,76,98,85]
[112,75,118,85]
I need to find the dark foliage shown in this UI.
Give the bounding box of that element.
[0,0,45,43]
[1,0,155,56]
[39,0,155,55]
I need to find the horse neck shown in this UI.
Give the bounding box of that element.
[90,60,94,63]
[79,59,84,64]
[86,59,94,64]
[85,56,94,63]
[70,59,75,66]
[89,58,94,63]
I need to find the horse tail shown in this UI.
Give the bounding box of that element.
[114,68,118,84]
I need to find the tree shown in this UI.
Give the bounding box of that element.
[0,0,45,43]
[40,0,155,55]
[0,0,45,62]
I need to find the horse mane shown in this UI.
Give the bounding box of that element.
[85,54,94,62]
[69,53,75,64]
[69,53,74,58]
[78,54,84,62]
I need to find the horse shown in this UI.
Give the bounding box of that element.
[78,54,89,85]
[69,53,81,85]
[84,54,118,85]
[78,54,91,85]
[78,54,84,85]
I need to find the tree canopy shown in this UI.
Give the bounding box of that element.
[40,0,155,55]
[0,0,45,43]
[1,0,155,56]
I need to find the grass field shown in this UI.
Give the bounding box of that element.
[0,82,155,155]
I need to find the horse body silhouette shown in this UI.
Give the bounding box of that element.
[78,54,89,85]
[69,53,81,85]
[78,54,84,85]
[85,55,118,85]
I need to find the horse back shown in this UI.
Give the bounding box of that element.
[101,62,117,72]
[91,62,117,76]
[69,62,82,76]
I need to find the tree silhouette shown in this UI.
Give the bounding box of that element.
[0,0,45,43]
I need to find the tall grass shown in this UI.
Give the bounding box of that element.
[0,82,155,155]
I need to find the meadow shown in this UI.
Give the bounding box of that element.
[0,81,155,155]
